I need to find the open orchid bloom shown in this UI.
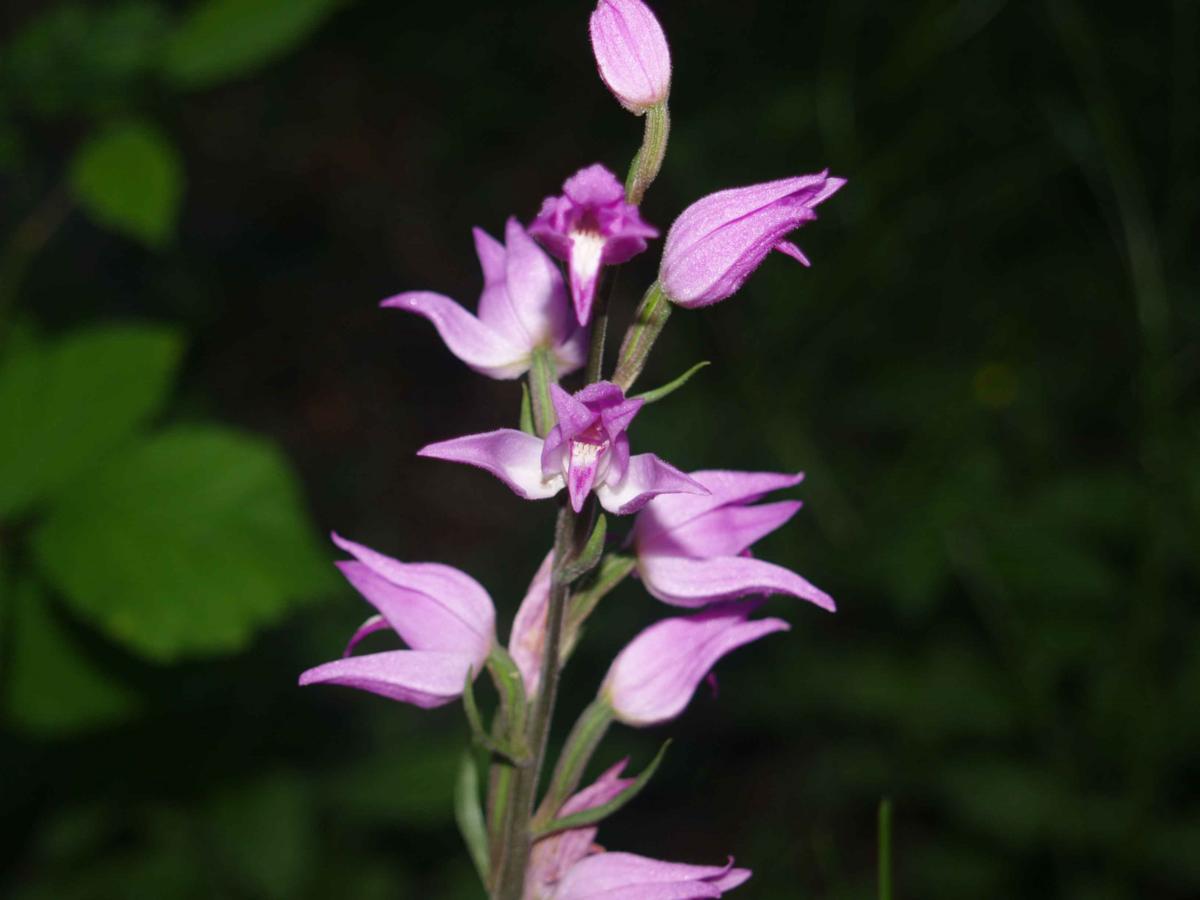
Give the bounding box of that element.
[382,218,587,379]
[552,853,750,900]
[631,470,835,610]
[530,165,659,326]
[659,172,846,308]
[602,600,788,727]
[298,534,495,709]
[418,381,706,515]
[589,0,671,114]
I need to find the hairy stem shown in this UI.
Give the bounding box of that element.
[625,103,670,206]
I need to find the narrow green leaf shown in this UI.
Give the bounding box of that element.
[69,121,184,247]
[633,361,710,405]
[519,382,535,435]
[31,425,333,661]
[455,752,490,887]
[536,739,671,838]
[0,325,183,518]
[3,579,139,735]
[163,0,343,90]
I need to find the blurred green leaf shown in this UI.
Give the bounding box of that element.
[69,120,184,247]
[3,579,139,735]
[0,325,182,519]
[1,2,168,118]
[205,773,316,898]
[162,0,343,90]
[31,425,332,661]
[326,732,461,827]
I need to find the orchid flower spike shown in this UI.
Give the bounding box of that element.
[525,761,749,899]
[631,470,835,611]
[659,172,846,308]
[298,534,495,708]
[382,218,587,379]
[589,0,671,114]
[602,600,788,727]
[418,380,706,515]
[529,164,659,326]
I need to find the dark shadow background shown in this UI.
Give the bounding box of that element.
[2,0,1198,898]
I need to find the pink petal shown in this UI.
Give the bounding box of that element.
[603,602,789,726]
[336,562,492,664]
[343,614,389,657]
[552,383,599,439]
[381,291,528,379]
[473,226,532,345]
[774,239,811,267]
[638,554,834,611]
[331,533,495,642]
[633,470,803,546]
[595,454,708,516]
[505,217,574,348]
[555,851,748,899]
[662,174,836,260]
[509,552,553,696]
[638,500,801,559]
[299,650,473,709]
[418,429,563,501]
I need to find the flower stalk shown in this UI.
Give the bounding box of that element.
[625,102,670,206]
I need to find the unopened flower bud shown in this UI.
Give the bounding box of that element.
[589,0,671,114]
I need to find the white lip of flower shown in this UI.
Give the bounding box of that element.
[566,436,609,482]
[570,229,607,282]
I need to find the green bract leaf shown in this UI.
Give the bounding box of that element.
[633,361,710,405]
[3,579,139,736]
[69,121,184,247]
[162,0,342,90]
[0,325,183,519]
[454,752,490,887]
[31,425,333,661]
[535,739,671,838]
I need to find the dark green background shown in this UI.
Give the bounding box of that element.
[2,0,1198,897]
